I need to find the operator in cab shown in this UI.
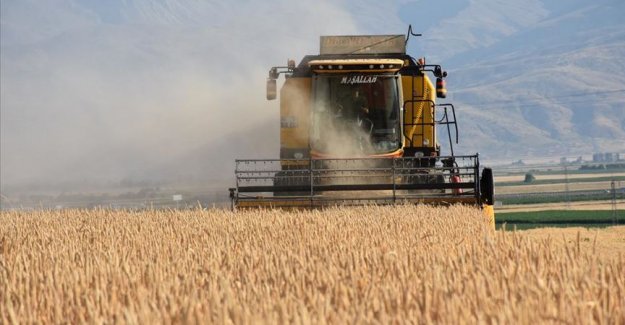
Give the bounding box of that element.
[351,88,373,134]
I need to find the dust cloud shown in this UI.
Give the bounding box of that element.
[309,75,402,159]
[0,0,360,196]
[311,100,377,158]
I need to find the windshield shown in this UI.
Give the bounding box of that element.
[311,74,401,156]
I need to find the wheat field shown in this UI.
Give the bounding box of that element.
[1,206,624,324]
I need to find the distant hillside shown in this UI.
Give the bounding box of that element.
[391,0,625,159]
[1,0,624,190]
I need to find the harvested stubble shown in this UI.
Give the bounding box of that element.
[1,205,624,324]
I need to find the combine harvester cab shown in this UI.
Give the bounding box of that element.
[228,31,495,225]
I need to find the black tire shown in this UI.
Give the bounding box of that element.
[480,167,494,205]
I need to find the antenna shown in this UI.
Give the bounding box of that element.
[405,24,422,46]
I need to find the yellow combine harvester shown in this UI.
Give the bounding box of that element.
[229,31,494,223]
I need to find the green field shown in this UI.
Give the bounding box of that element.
[496,210,625,224]
[496,176,625,187]
[498,192,621,205]
[496,167,625,176]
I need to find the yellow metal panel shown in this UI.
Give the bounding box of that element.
[401,75,436,150]
[483,205,495,230]
[314,69,400,74]
[422,76,435,149]
[280,78,311,152]
[308,59,404,66]
[236,196,480,209]
[309,59,403,74]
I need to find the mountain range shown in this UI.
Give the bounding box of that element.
[1,0,624,191]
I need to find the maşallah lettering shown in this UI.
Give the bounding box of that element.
[340,75,377,85]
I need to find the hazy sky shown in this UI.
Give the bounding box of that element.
[0,0,382,188]
[2,0,623,191]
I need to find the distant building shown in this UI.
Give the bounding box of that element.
[593,152,621,163]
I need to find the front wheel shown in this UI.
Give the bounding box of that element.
[480,167,494,205]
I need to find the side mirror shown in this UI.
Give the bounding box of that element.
[266,79,277,100]
[433,66,448,78]
[434,66,442,77]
